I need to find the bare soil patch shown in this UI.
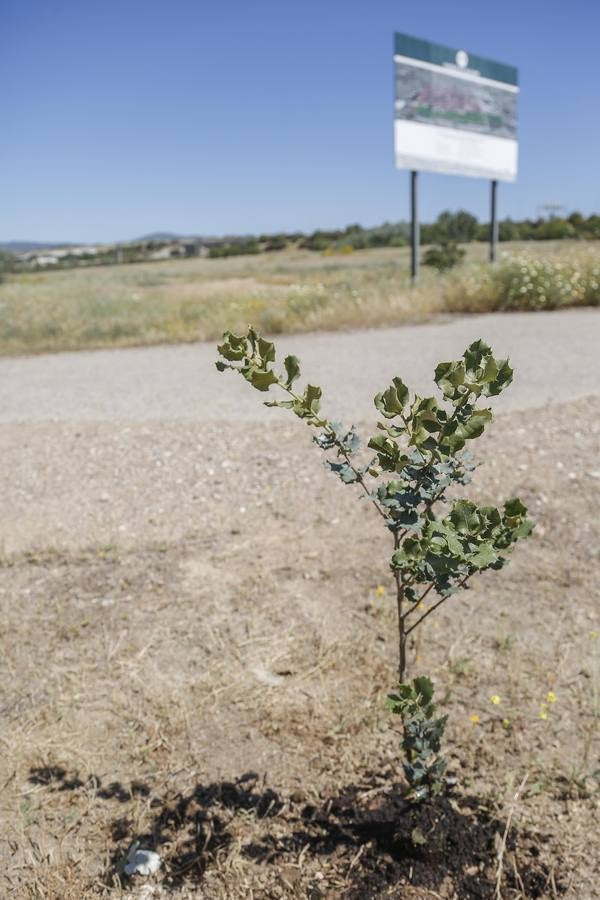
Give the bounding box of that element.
[1,398,599,898]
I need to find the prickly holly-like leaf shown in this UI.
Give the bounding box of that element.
[257,336,276,364]
[246,369,278,392]
[283,355,301,387]
[485,358,513,396]
[434,360,466,400]
[413,676,434,705]
[393,509,422,530]
[374,377,410,419]
[294,384,323,418]
[463,339,493,376]
[504,497,528,518]
[512,518,534,539]
[449,500,480,535]
[217,331,247,361]
[327,462,359,484]
[455,408,493,441]
[478,506,503,529]
[368,435,401,471]
[305,384,322,413]
[429,521,463,556]
[481,354,499,384]
[468,542,498,568]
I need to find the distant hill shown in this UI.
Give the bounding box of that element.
[135,232,184,242]
[0,240,77,253]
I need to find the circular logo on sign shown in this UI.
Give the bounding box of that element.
[455,50,469,69]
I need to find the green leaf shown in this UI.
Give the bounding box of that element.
[374,377,410,419]
[504,497,527,518]
[455,408,493,441]
[468,542,498,568]
[450,500,480,535]
[429,521,463,556]
[512,518,534,539]
[293,383,323,418]
[368,435,401,471]
[264,399,295,408]
[478,506,502,529]
[247,369,278,392]
[217,330,247,361]
[485,358,513,396]
[283,354,301,387]
[305,384,322,413]
[434,360,465,400]
[257,336,276,364]
[481,354,499,383]
[463,339,492,376]
[413,676,434,705]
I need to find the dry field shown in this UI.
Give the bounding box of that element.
[0,240,599,356]
[1,323,599,898]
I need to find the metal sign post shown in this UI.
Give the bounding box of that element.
[410,170,419,282]
[490,179,499,263]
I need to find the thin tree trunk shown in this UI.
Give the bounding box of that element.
[393,530,407,683]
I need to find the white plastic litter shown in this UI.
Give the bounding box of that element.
[123,842,162,876]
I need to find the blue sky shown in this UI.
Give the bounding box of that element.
[2,0,599,243]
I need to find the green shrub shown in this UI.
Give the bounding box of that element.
[424,241,466,273]
[216,328,533,802]
[449,252,600,311]
[492,254,600,309]
[209,241,261,259]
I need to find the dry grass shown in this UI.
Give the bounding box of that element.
[1,399,599,897]
[1,240,598,356]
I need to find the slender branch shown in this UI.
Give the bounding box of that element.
[277,379,388,520]
[334,434,388,521]
[405,575,471,636]
[394,530,407,682]
[402,582,435,622]
[423,485,446,519]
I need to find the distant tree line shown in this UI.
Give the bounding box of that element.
[298,210,600,253]
[3,212,599,275]
[222,211,597,256]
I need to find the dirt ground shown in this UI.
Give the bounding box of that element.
[1,331,599,898]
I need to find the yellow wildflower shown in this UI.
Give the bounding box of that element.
[590,630,599,640]
[490,695,501,705]
[546,691,556,704]
[374,585,386,598]
[502,718,511,729]
[539,704,548,720]
[469,714,480,724]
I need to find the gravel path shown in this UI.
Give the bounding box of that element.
[1,309,599,423]
[1,309,599,555]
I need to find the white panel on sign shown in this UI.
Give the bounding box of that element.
[394,120,518,182]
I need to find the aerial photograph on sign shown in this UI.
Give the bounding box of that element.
[394,62,518,139]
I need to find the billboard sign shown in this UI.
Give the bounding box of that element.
[394,33,519,182]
